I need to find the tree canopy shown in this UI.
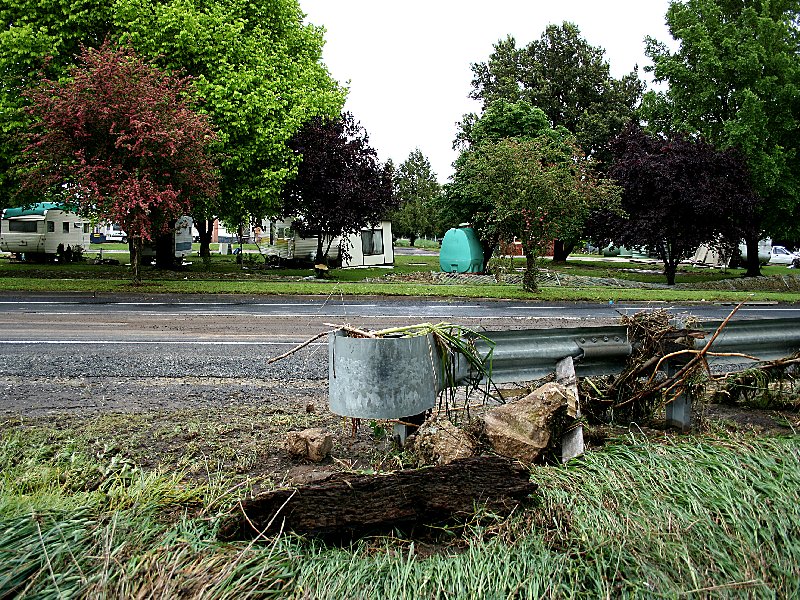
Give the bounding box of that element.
[389,149,442,247]
[470,22,644,165]
[446,99,618,286]
[280,112,395,265]
[21,42,218,282]
[643,0,800,274]
[600,126,757,285]
[0,0,344,252]
[465,136,619,291]
[444,99,576,268]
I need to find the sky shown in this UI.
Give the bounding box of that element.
[299,1,677,183]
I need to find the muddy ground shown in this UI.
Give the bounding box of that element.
[2,371,797,495]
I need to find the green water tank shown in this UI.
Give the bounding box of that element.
[439,225,484,273]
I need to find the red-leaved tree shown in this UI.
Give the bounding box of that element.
[21,41,218,281]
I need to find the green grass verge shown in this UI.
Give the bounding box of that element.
[2,429,798,597]
[0,275,798,302]
[2,252,800,302]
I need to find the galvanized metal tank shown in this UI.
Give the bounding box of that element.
[328,331,443,419]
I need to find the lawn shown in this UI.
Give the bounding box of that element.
[2,421,798,598]
[1,247,799,303]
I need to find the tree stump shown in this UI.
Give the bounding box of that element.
[219,456,536,541]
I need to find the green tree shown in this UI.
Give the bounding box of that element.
[0,0,344,256]
[466,137,619,291]
[114,0,344,255]
[390,149,441,246]
[443,99,571,268]
[643,0,800,276]
[0,0,114,207]
[470,22,644,165]
[469,23,642,262]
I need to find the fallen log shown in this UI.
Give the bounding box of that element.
[219,456,536,541]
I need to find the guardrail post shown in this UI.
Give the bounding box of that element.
[556,356,584,462]
[664,362,692,431]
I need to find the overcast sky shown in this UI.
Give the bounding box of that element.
[299,1,676,182]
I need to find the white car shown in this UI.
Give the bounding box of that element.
[768,245,800,266]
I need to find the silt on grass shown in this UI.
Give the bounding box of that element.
[2,425,800,598]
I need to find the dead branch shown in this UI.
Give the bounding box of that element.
[322,322,377,338]
[267,329,335,364]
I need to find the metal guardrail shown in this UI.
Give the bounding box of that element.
[689,318,800,365]
[477,317,800,384]
[476,325,631,383]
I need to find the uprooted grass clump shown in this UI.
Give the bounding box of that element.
[712,355,800,409]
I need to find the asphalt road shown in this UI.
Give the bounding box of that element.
[1,293,798,344]
[0,293,798,413]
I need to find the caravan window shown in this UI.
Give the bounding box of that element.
[47,221,55,233]
[83,223,90,233]
[63,222,69,233]
[9,220,39,233]
[361,229,384,256]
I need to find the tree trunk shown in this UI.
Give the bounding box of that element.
[523,251,538,292]
[479,235,497,272]
[744,235,762,277]
[664,259,677,286]
[315,234,325,265]
[131,236,142,284]
[552,239,575,263]
[409,234,417,247]
[219,456,536,542]
[194,218,213,259]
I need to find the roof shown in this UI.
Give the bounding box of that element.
[3,202,65,218]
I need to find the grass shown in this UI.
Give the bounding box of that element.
[1,250,800,302]
[292,434,800,598]
[2,422,799,597]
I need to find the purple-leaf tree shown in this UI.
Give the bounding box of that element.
[280,112,395,265]
[21,41,219,281]
[600,125,757,285]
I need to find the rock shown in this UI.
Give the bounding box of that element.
[405,416,477,465]
[482,382,569,464]
[286,428,333,462]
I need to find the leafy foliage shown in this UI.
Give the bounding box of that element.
[444,99,617,275]
[599,126,757,285]
[643,0,800,273]
[280,112,395,264]
[0,0,344,256]
[114,0,345,229]
[0,0,114,206]
[389,149,442,245]
[470,22,644,166]
[462,135,619,291]
[21,42,218,281]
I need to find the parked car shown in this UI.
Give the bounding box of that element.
[768,245,800,266]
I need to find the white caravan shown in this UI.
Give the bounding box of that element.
[141,215,195,260]
[0,203,90,257]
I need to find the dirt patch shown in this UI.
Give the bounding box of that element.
[1,373,797,495]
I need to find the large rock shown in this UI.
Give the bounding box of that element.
[482,382,569,464]
[405,416,477,465]
[286,428,333,462]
